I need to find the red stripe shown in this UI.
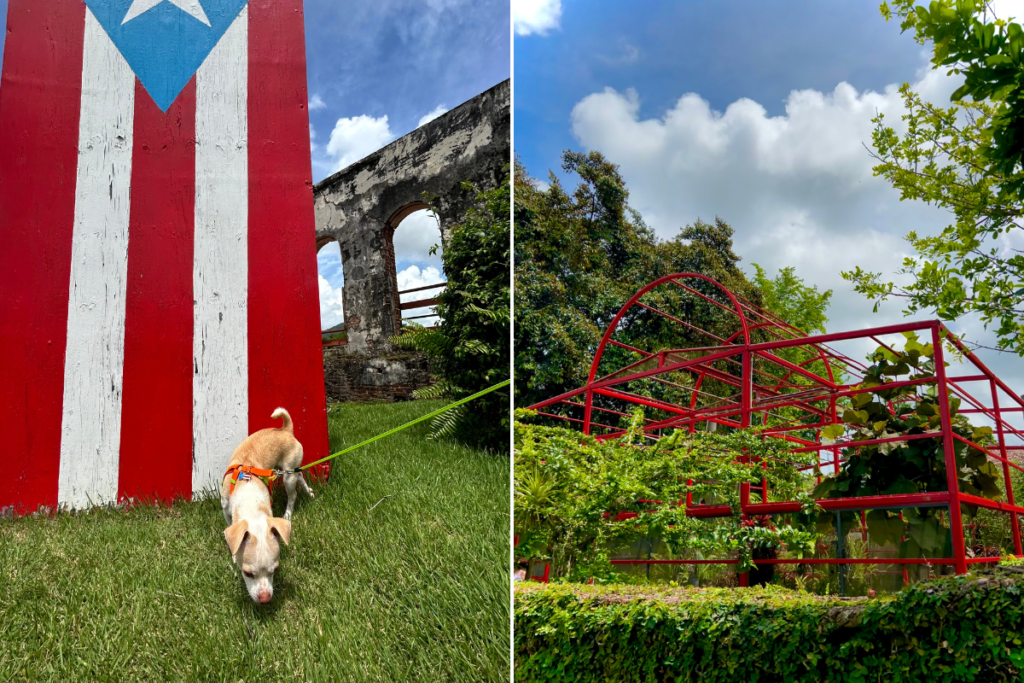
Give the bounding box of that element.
[247,1,330,471]
[117,78,197,503]
[0,0,86,512]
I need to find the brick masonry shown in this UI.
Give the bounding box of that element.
[323,346,435,403]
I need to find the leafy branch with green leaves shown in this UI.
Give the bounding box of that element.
[844,2,1024,355]
[514,410,820,579]
[393,173,510,452]
[811,331,1003,564]
[882,0,1024,184]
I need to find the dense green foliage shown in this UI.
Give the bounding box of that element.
[811,332,1004,566]
[0,401,510,683]
[751,264,833,335]
[883,0,1024,186]
[514,412,820,580]
[974,466,1024,554]
[395,176,511,452]
[515,575,1024,682]
[843,3,1024,354]
[514,152,768,408]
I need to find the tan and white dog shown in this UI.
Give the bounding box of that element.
[221,408,315,604]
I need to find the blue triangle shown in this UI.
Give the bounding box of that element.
[85,0,250,112]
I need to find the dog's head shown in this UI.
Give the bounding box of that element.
[224,517,291,604]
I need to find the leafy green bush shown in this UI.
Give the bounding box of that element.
[514,411,820,579]
[515,574,1024,682]
[395,174,510,452]
[810,332,1004,578]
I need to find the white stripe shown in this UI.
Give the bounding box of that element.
[193,7,249,494]
[58,9,136,510]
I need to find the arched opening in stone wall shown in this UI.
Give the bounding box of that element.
[316,236,347,346]
[385,202,446,332]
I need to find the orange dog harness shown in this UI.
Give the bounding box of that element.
[225,464,278,497]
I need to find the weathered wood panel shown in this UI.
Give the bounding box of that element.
[247,0,329,460]
[58,10,136,509]
[118,77,196,503]
[193,7,249,494]
[0,0,329,511]
[0,0,87,512]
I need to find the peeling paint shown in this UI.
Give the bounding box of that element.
[312,79,510,356]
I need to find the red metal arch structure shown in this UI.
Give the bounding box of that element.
[527,273,1024,584]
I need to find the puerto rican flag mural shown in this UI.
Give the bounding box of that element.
[0,0,329,512]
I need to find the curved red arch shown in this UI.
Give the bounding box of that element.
[587,273,751,385]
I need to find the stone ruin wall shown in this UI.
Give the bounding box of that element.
[313,80,510,402]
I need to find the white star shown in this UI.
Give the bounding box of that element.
[122,0,212,27]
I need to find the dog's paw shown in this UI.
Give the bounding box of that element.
[284,511,293,521]
[308,490,315,499]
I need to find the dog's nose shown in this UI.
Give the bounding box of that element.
[258,591,272,604]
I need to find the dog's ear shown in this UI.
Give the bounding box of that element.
[224,520,250,556]
[268,517,291,546]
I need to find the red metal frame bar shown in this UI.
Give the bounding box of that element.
[525,274,1024,585]
[610,558,965,566]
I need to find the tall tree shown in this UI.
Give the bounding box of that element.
[845,2,1024,354]
[514,151,765,408]
[752,264,833,335]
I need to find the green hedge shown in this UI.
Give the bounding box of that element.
[515,571,1024,682]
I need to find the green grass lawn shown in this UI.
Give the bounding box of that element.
[0,400,510,682]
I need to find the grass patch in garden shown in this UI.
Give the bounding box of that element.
[0,400,510,682]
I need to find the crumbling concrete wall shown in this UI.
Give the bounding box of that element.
[322,347,433,403]
[313,79,510,354]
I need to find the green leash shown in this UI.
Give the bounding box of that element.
[295,379,511,472]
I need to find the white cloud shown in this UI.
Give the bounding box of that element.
[567,62,1024,402]
[310,124,317,153]
[325,114,395,171]
[397,265,445,326]
[394,210,444,270]
[514,0,561,36]
[418,104,449,127]
[398,265,445,296]
[317,244,345,329]
[318,273,345,330]
[989,0,1024,21]
[309,93,327,111]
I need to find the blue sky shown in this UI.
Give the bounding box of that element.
[514,0,1024,425]
[515,0,923,184]
[304,0,509,182]
[0,0,510,329]
[302,0,509,328]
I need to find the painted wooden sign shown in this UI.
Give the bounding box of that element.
[0,0,329,512]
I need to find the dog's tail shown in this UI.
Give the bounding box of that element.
[271,408,293,432]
